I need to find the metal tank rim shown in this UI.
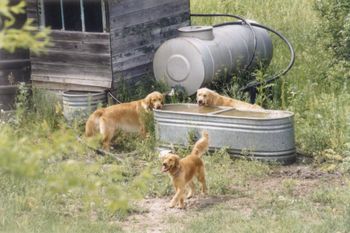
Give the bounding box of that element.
[157,145,296,165]
[154,103,294,121]
[178,25,213,32]
[62,90,106,98]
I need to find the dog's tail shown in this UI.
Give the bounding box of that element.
[191,131,209,157]
[85,108,105,137]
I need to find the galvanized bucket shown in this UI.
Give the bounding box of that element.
[154,104,296,164]
[62,91,106,122]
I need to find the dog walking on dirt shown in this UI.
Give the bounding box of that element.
[161,131,209,209]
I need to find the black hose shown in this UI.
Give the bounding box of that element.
[190,13,258,71]
[190,14,295,92]
[215,21,295,92]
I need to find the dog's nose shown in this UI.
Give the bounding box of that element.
[198,100,203,104]
[162,163,167,166]
[156,105,162,109]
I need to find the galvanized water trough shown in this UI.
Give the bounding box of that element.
[154,104,296,164]
[62,91,106,122]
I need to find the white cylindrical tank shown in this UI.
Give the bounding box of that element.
[153,24,273,95]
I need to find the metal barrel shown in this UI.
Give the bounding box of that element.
[62,91,107,122]
[154,104,296,165]
[153,24,273,95]
[0,0,30,111]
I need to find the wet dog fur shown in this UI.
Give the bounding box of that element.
[196,87,263,111]
[85,91,164,151]
[161,131,209,209]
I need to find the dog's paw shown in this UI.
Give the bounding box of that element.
[200,191,208,197]
[186,193,194,199]
[169,202,176,208]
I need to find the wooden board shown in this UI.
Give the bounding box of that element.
[30,31,112,90]
[26,0,190,91]
[26,0,39,26]
[32,80,108,92]
[26,2,113,91]
[109,0,190,86]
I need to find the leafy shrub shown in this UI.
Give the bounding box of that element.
[0,0,50,53]
[191,0,350,158]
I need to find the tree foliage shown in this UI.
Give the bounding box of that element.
[0,0,50,53]
[315,0,350,61]
[315,0,350,88]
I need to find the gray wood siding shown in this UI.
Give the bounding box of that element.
[109,0,190,86]
[25,0,190,91]
[26,0,38,26]
[26,1,112,91]
[30,31,112,91]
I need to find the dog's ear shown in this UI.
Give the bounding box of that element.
[142,94,152,110]
[147,94,153,107]
[206,91,214,106]
[173,154,180,168]
[159,149,172,159]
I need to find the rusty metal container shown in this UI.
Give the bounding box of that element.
[154,104,296,164]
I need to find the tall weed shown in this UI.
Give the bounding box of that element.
[191,0,350,157]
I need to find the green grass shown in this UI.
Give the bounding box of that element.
[0,175,123,233]
[191,0,350,158]
[165,179,350,233]
[0,0,349,232]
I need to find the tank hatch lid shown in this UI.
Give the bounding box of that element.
[178,26,214,40]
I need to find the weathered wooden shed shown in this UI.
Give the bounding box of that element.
[26,0,190,92]
[0,0,30,111]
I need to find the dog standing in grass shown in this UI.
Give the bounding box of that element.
[161,131,209,209]
[196,87,263,111]
[85,91,164,151]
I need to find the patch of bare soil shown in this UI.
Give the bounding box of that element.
[120,163,346,233]
[119,195,231,233]
[244,164,345,199]
[119,198,178,233]
[269,163,344,195]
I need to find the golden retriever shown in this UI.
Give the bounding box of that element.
[161,131,209,209]
[196,87,263,111]
[85,91,164,151]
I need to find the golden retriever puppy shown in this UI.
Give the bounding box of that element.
[85,91,164,151]
[196,87,263,111]
[161,131,209,209]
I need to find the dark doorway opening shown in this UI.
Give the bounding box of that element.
[84,0,103,32]
[63,0,82,31]
[44,0,62,30]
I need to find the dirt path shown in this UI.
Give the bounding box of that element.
[120,195,233,233]
[120,163,344,233]
[120,198,176,233]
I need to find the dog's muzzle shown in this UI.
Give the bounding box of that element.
[197,100,205,106]
[162,163,170,172]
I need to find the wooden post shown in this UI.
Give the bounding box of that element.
[80,0,85,32]
[60,0,65,30]
[39,0,45,28]
[101,0,106,32]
